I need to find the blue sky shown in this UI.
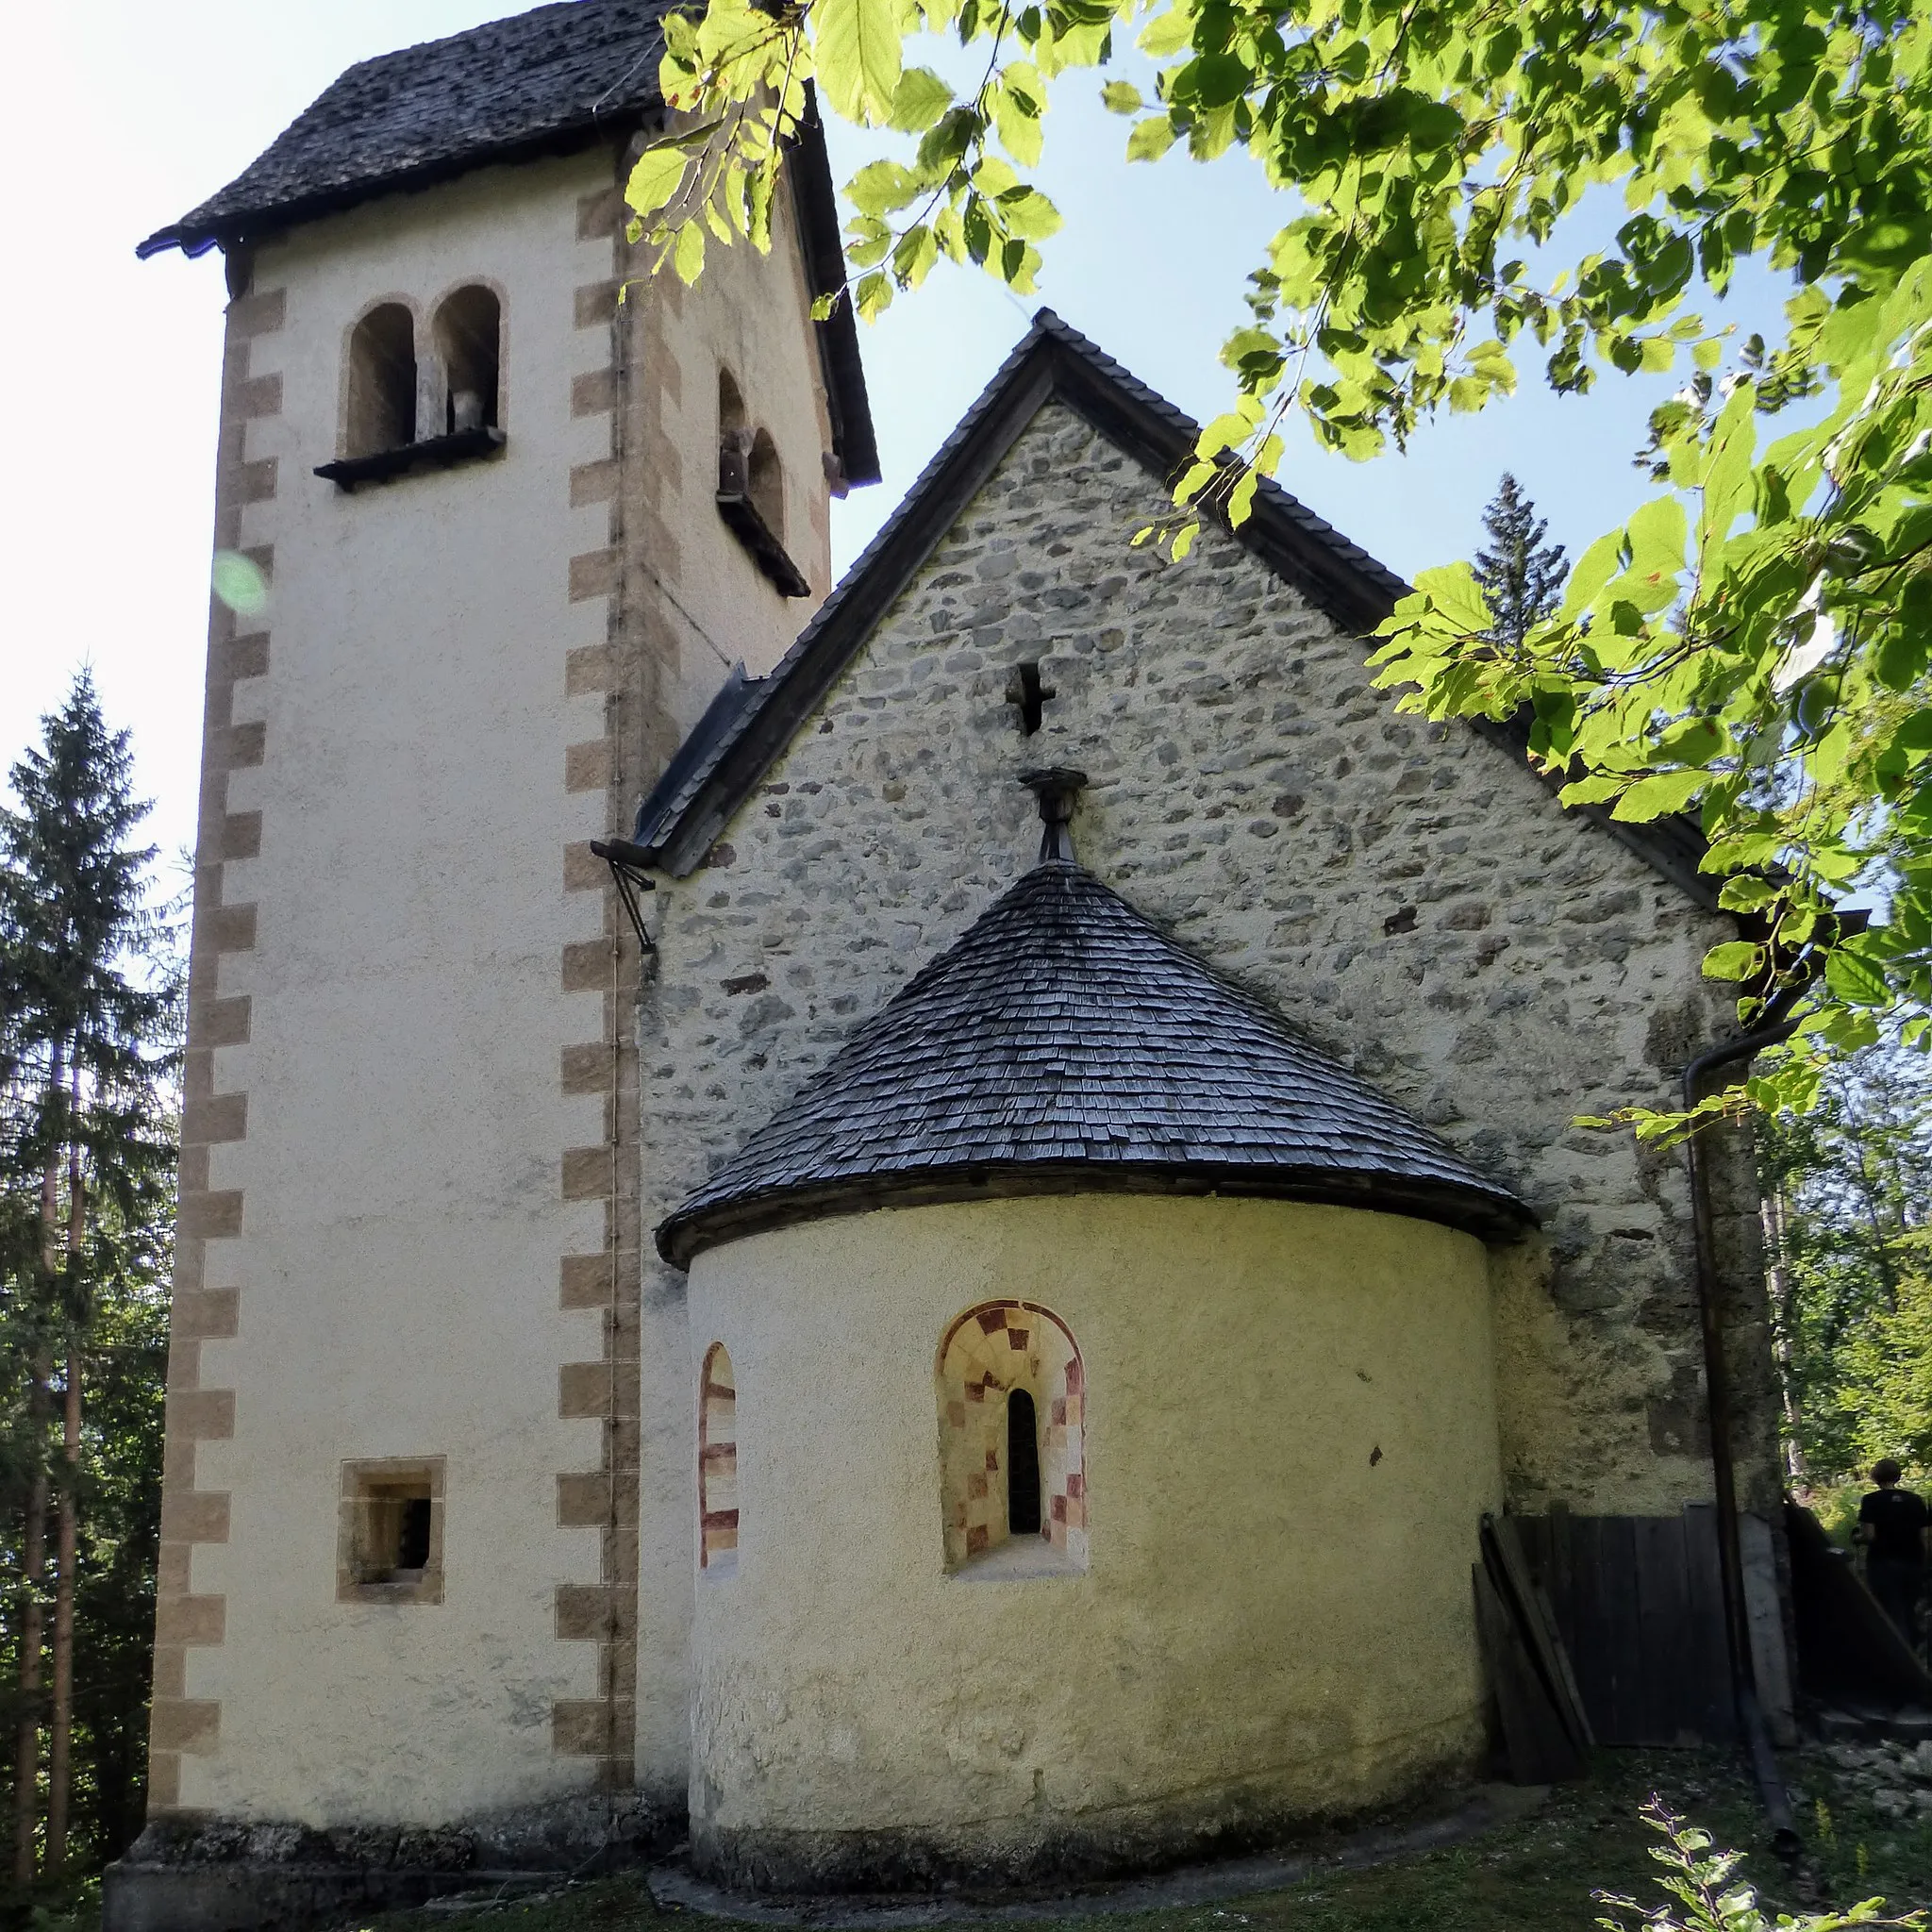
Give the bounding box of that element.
[0,2,1791,873]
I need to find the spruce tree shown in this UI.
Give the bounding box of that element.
[0,673,177,1883]
[1473,473,1568,656]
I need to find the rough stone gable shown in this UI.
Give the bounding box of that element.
[631,399,1780,1770]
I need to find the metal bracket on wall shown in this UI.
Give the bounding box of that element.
[590,838,658,957]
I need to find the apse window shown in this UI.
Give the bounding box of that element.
[936,1300,1086,1581]
[338,1457,444,1606]
[698,1343,740,1577]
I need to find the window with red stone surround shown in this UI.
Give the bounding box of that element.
[937,1301,1086,1574]
[698,1342,739,1575]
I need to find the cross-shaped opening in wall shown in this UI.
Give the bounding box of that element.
[1005,662,1056,737]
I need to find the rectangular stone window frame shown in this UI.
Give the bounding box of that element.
[337,1457,446,1607]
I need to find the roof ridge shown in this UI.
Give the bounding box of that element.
[629,308,1722,910]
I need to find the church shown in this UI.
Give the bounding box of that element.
[110,1,1792,1925]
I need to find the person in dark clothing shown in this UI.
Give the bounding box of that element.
[1858,1458,1929,1649]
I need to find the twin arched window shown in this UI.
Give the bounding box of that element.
[937,1301,1086,1574]
[344,285,501,459]
[714,365,788,564]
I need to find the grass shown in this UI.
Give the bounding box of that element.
[342,1748,1932,1932]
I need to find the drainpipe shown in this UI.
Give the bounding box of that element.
[1682,1005,1802,1855]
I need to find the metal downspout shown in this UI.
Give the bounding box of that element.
[1682,1008,1803,1854]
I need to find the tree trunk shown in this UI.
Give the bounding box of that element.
[13,1457,46,1888]
[15,1043,65,1886]
[1761,1191,1807,1488]
[47,1356,78,1874]
[47,1066,84,1873]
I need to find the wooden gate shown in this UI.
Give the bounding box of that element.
[1508,1506,1792,1746]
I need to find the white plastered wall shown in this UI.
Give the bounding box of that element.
[684,1192,1503,1856]
[187,154,620,1824]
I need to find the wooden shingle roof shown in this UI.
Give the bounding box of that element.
[656,861,1531,1265]
[138,1,676,258]
[136,0,878,485]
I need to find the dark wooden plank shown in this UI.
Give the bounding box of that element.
[1565,1514,1615,1741]
[1683,1503,1739,1742]
[1596,1515,1642,1744]
[1487,1515,1593,1753]
[1534,1574,1596,1748]
[1474,1564,1586,1784]
[1549,1501,1574,1632]
[1633,1513,1692,1743]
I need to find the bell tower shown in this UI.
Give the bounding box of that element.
[127,0,874,1873]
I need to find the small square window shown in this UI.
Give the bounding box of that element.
[338,1457,445,1606]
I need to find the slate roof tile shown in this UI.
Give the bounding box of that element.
[139,0,673,258]
[657,861,1530,1264]
[136,0,881,484]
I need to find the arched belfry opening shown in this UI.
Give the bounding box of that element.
[748,429,784,544]
[714,363,809,597]
[936,1300,1085,1574]
[717,366,748,462]
[433,284,501,433]
[346,303,417,456]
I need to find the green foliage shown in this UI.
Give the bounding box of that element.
[1597,1798,1924,1932]
[1474,474,1568,658]
[1,672,179,1887]
[632,0,1932,1119]
[1759,1041,1932,1483]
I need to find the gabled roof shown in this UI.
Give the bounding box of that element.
[658,860,1530,1265]
[630,308,1716,908]
[137,0,878,487]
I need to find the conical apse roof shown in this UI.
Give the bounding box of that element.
[657,863,1530,1264]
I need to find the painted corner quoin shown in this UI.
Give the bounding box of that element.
[150,278,282,1812]
[551,170,643,1790]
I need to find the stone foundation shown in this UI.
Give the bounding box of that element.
[691,1756,1488,1895]
[102,1790,680,1932]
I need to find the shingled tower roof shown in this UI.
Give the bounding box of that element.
[138,0,676,258]
[657,862,1530,1265]
[135,0,879,485]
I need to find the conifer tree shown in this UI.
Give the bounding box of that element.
[1472,474,1568,658]
[0,673,177,1884]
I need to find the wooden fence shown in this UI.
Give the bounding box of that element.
[1507,1506,1794,1747]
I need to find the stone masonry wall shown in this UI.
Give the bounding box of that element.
[632,403,1782,1759]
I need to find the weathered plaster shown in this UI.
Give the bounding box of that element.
[683,1192,1502,1888]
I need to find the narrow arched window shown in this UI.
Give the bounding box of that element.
[718,367,750,492]
[748,430,784,543]
[698,1343,739,1576]
[434,285,501,434]
[346,303,417,456]
[936,1301,1085,1575]
[1007,1389,1041,1535]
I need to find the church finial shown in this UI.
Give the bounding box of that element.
[1018,767,1089,864]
